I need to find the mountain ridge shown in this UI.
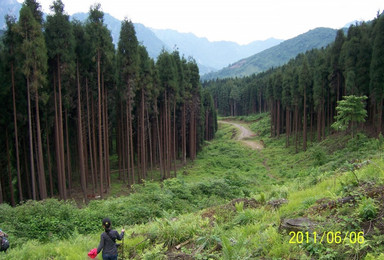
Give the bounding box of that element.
[0,0,282,75]
[201,27,338,80]
[151,28,283,71]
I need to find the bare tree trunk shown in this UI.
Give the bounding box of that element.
[86,80,96,195]
[77,61,87,202]
[126,102,131,185]
[286,108,290,147]
[303,89,307,151]
[173,102,177,177]
[128,91,135,185]
[46,122,53,197]
[146,109,153,174]
[6,129,15,206]
[65,109,72,197]
[156,102,164,180]
[378,98,383,137]
[11,62,23,202]
[54,75,63,199]
[34,68,47,199]
[182,103,186,165]
[27,77,36,200]
[97,50,104,198]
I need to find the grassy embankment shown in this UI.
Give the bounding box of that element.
[1,113,384,259]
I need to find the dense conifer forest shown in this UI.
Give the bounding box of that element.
[0,0,217,205]
[204,13,384,151]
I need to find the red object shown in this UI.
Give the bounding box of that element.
[88,248,97,259]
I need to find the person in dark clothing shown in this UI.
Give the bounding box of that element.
[0,229,9,253]
[97,218,124,260]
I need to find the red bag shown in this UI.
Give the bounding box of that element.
[88,248,97,259]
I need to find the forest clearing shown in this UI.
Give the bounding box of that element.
[1,114,384,259]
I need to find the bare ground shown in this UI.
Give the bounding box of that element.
[219,121,264,150]
[219,120,278,180]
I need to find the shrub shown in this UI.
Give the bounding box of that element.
[357,197,378,221]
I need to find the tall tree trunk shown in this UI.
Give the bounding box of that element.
[57,56,67,200]
[294,105,299,153]
[173,102,177,177]
[182,103,186,165]
[141,89,146,180]
[77,61,87,202]
[104,89,111,188]
[27,77,36,200]
[97,50,104,198]
[86,80,96,195]
[65,109,72,197]
[34,67,47,199]
[378,98,383,136]
[277,100,281,138]
[156,102,164,180]
[6,129,15,206]
[125,102,131,185]
[317,107,322,142]
[286,107,290,147]
[11,62,23,202]
[128,88,135,184]
[146,109,153,174]
[303,89,307,151]
[54,75,63,199]
[46,122,53,197]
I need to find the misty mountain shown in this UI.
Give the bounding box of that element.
[201,27,338,80]
[151,28,282,71]
[71,12,166,59]
[0,0,21,29]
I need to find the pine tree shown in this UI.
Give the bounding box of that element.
[370,15,384,136]
[116,18,139,185]
[45,0,75,200]
[4,15,23,202]
[17,3,48,199]
[299,57,312,151]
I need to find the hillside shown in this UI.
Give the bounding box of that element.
[1,114,384,259]
[202,27,338,80]
[152,28,282,71]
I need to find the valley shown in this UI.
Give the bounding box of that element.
[1,114,383,259]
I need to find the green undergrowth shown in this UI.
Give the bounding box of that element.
[1,113,384,259]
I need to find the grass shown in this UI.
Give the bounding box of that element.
[1,113,384,259]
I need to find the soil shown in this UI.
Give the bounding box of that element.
[219,121,264,150]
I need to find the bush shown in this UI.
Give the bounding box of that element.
[358,197,378,221]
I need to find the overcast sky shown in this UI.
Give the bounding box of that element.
[17,0,384,44]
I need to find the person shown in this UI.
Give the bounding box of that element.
[0,229,9,253]
[96,218,124,260]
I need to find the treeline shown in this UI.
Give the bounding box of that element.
[0,0,217,205]
[205,13,384,151]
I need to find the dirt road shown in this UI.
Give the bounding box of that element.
[219,121,264,150]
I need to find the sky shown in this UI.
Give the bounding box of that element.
[17,0,384,45]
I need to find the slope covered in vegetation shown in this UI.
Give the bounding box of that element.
[1,113,383,259]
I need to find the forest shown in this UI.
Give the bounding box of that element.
[0,0,217,205]
[204,12,384,151]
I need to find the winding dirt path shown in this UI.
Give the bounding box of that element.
[219,121,264,150]
[219,120,278,180]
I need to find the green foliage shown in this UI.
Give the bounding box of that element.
[203,27,337,80]
[357,197,378,221]
[332,95,368,135]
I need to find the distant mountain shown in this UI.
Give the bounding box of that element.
[151,28,282,72]
[0,0,21,29]
[71,13,166,59]
[201,28,338,80]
